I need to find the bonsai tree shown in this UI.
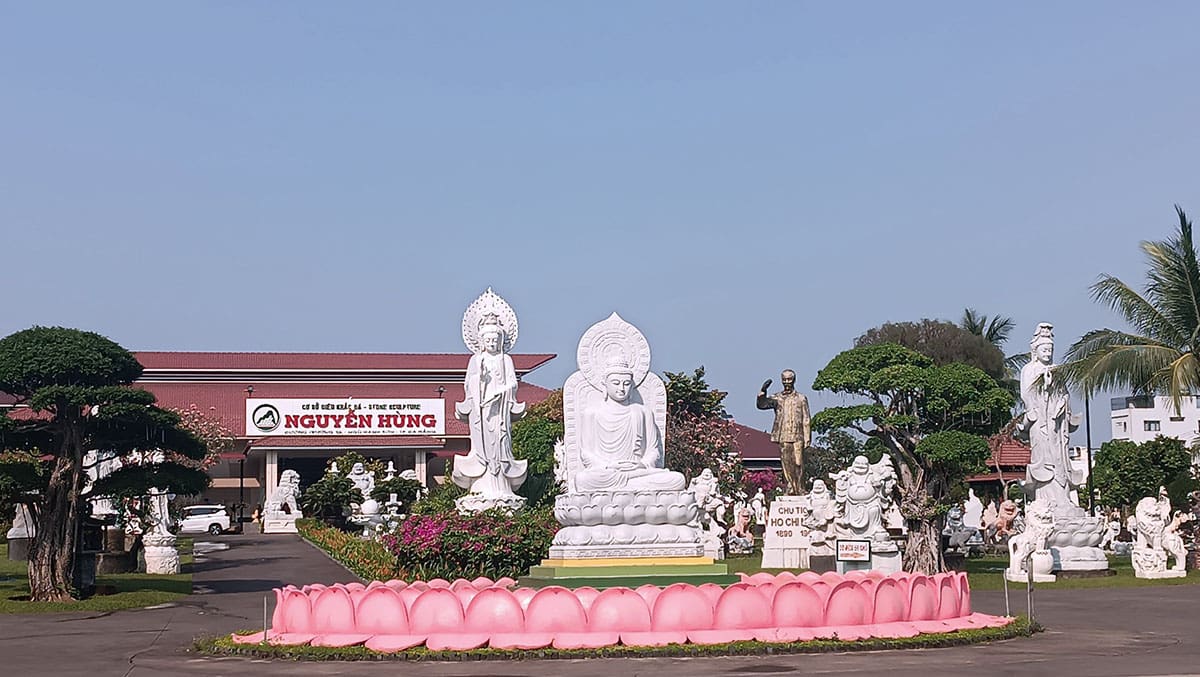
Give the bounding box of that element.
[812,343,1013,573]
[0,327,208,601]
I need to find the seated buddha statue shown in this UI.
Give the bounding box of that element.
[575,357,686,492]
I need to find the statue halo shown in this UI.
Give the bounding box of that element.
[462,287,518,354]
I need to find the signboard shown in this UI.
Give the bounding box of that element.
[245,399,444,436]
[836,539,871,563]
[763,497,809,550]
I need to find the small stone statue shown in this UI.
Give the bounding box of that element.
[727,507,754,554]
[832,455,902,572]
[756,370,811,496]
[1130,487,1189,578]
[689,469,727,559]
[750,489,767,525]
[452,288,529,513]
[802,479,836,557]
[346,462,376,500]
[1006,501,1056,582]
[263,469,302,534]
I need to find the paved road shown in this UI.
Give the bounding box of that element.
[3,534,1199,677]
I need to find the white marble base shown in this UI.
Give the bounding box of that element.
[1052,545,1110,571]
[456,493,526,514]
[263,516,299,534]
[547,543,704,559]
[143,534,180,575]
[761,547,808,569]
[1005,568,1056,583]
[837,549,902,575]
[1135,569,1187,579]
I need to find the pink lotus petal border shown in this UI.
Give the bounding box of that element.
[231,571,1012,651]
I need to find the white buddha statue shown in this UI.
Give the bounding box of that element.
[576,356,686,492]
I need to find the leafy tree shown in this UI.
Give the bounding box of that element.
[803,430,876,485]
[0,327,207,601]
[663,368,743,494]
[1092,436,1194,510]
[370,476,424,513]
[856,319,1007,383]
[812,343,1013,573]
[663,366,728,419]
[1063,206,1200,413]
[511,389,564,507]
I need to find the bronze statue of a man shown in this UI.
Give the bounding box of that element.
[757,369,811,496]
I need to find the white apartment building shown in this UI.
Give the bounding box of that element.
[1110,395,1200,444]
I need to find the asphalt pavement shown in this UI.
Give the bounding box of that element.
[2,533,1198,677]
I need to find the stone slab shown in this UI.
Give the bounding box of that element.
[539,556,713,567]
[518,572,740,589]
[1005,569,1056,583]
[1135,570,1187,579]
[527,563,730,578]
[6,537,30,561]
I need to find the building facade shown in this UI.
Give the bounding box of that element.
[1110,395,1200,444]
[131,352,556,511]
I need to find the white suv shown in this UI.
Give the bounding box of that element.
[179,505,231,535]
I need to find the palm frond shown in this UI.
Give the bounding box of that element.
[1089,275,1187,347]
[1164,352,1200,415]
[1139,207,1200,346]
[960,308,985,336]
[984,315,1015,346]
[1060,328,1182,395]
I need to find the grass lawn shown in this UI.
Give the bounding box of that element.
[723,549,1200,591]
[0,539,193,613]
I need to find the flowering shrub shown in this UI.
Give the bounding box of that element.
[665,412,744,495]
[382,506,557,581]
[742,469,783,497]
[296,518,398,581]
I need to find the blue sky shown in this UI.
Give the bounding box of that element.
[3,3,1199,442]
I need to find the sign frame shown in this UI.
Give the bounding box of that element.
[835,539,872,563]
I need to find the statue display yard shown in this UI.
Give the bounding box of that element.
[1016,323,1107,573]
[761,479,838,570]
[451,289,528,513]
[1129,489,1190,579]
[264,469,302,534]
[227,296,1015,655]
[1005,501,1057,583]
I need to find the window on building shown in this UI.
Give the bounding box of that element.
[1145,420,1162,432]
[1171,416,1185,422]
[1118,421,1127,432]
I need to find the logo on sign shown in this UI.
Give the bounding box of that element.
[251,404,281,432]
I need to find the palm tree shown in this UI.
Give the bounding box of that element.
[960,308,1028,384]
[1062,206,1200,414]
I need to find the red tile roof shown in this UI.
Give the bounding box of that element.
[134,352,555,373]
[733,423,779,460]
[990,438,1031,467]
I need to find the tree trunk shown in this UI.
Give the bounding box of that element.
[904,517,945,574]
[27,425,84,602]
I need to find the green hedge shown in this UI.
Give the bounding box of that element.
[296,518,397,581]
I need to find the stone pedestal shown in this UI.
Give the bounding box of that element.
[6,537,31,561]
[1047,508,1109,572]
[549,490,704,560]
[836,546,902,575]
[263,516,299,534]
[455,493,526,514]
[761,495,807,568]
[1005,549,1056,583]
[143,533,180,575]
[808,554,837,573]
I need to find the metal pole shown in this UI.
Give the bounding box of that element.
[1026,551,1035,625]
[239,458,246,532]
[263,594,268,644]
[1085,395,1096,516]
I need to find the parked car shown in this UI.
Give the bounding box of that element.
[179,505,231,535]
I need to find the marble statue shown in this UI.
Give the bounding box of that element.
[689,468,727,559]
[452,288,528,513]
[751,489,767,525]
[142,452,179,575]
[756,370,811,496]
[347,462,376,500]
[551,313,703,559]
[727,507,755,554]
[982,501,999,535]
[6,504,35,560]
[1005,500,1057,582]
[1015,323,1107,571]
[832,455,901,572]
[263,469,302,534]
[992,500,1019,543]
[83,449,123,518]
[1130,488,1189,578]
[943,505,983,553]
[802,479,837,557]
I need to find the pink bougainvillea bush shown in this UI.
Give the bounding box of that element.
[232,570,1012,652]
[381,507,557,582]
